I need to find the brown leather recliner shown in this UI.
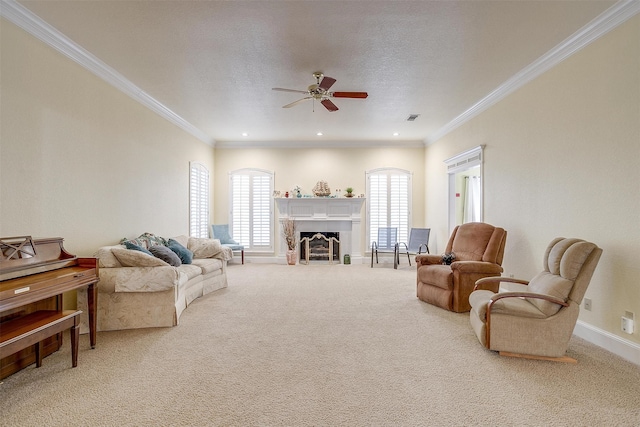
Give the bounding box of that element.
[416,222,507,312]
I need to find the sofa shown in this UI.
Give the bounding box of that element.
[80,234,232,331]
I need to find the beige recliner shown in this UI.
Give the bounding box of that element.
[469,237,602,362]
[416,222,507,312]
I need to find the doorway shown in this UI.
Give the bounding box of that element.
[445,146,483,234]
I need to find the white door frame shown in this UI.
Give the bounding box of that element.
[445,145,484,235]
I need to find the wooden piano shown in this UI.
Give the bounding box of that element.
[0,236,99,379]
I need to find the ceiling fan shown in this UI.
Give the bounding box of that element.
[272,72,368,112]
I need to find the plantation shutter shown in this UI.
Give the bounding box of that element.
[366,168,411,248]
[189,162,209,238]
[390,173,410,244]
[231,174,250,246]
[368,173,388,245]
[252,175,272,247]
[230,169,274,251]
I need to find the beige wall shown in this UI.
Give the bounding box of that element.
[213,146,425,255]
[2,11,638,348]
[0,21,214,256]
[425,16,640,344]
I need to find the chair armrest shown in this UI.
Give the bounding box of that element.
[488,292,568,312]
[415,254,442,266]
[451,261,503,274]
[474,276,529,291]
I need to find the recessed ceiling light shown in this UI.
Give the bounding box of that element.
[393,132,399,136]
[241,132,248,137]
[316,132,323,136]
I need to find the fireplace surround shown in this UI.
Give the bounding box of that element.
[275,197,365,264]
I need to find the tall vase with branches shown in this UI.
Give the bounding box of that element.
[282,218,298,265]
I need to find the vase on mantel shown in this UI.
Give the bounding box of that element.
[286,249,297,265]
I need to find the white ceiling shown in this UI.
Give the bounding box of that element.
[9,1,621,145]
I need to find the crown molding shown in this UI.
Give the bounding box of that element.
[3,0,637,149]
[214,139,426,149]
[0,0,214,146]
[425,0,640,145]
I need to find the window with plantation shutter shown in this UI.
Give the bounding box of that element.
[189,162,210,238]
[366,168,412,249]
[229,169,274,251]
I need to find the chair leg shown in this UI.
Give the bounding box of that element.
[393,245,398,269]
[241,249,244,264]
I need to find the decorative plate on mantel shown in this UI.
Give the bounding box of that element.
[312,181,331,197]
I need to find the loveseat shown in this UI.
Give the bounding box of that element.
[81,234,232,331]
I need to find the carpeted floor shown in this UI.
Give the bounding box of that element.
[1,263,639,426]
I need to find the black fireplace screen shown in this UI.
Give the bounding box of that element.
[300,232,339,262]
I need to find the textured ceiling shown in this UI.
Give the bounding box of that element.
[14,1,617,145]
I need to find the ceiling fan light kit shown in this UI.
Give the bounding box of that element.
[273,72,368,112]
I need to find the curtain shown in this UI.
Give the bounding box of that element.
[463,176,481,223]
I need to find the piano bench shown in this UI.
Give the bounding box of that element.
[0,310,82,369]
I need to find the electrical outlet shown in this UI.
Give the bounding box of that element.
[622,311,635,334]
[584,298,592,311]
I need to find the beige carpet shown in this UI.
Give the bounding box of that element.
[1,263,639,426]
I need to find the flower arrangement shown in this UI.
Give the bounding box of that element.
[282,218,298,250]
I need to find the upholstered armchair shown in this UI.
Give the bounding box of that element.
[416,222,507,312]
[211,224,244,264]
[469,238,602,362]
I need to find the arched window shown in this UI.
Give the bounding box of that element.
[366,168,412,248]
[229,168,274,251]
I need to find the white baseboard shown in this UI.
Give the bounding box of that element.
[574,320,640,366]
[243,256,368,265]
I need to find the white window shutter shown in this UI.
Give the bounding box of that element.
[189,162,209,238]
[366,168,412,248]
[230,169,274,251]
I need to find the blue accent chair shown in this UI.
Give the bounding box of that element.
[211,224,244,264]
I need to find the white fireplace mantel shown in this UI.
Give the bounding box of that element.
[275,197,365,262]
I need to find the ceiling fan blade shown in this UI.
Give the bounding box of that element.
[273,88,309,94]
[321,99,339,112]
[283,97,312,108]
[318,77,336,91]
[332,91,368,99]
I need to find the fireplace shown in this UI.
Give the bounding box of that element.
[300,232,339,263]
[275,197,365,264]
